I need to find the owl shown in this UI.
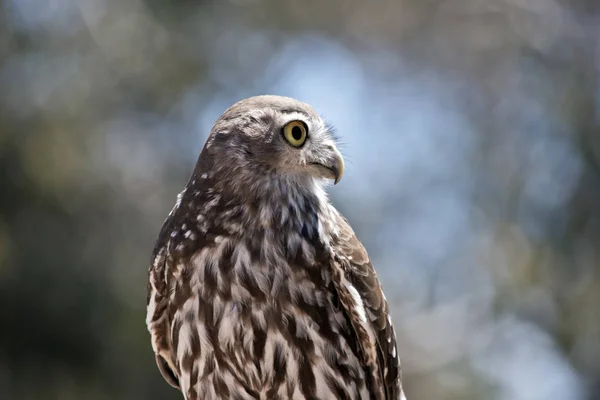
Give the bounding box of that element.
[147,95,406,400]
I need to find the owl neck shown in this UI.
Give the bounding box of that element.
[253,175,328,232]
[186,168,331,240]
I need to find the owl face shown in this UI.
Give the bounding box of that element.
[205,95,344,187]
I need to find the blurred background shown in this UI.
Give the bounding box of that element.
[1,0,599,399]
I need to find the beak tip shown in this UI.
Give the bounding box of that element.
[331,164,343,185]
[333,155,344,185]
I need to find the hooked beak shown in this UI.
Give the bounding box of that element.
[310,145,345,185]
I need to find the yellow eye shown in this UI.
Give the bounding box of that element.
[282,120,307,147]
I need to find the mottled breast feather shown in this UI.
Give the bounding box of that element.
[148,199,405,399]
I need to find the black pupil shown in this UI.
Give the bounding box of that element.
[291,126,303,141]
